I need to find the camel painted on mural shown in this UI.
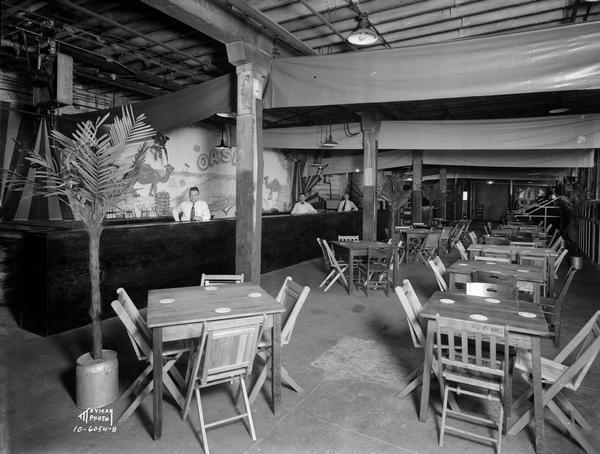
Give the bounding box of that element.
[264,176,282,200]
[135,163,174,197]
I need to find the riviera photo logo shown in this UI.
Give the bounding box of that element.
[73,408,117,433]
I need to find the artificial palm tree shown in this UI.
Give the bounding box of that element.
[25,105,155,360]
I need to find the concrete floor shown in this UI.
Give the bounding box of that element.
[2,250,600,454]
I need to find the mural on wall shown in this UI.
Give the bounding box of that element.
[514,185,548,210]
[115,124,292,218]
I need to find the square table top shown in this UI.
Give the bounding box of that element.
[331,240,389,251]
[468,243,559,258]
[421,291,549,337]
[147,283,284,329]
[447,259,545,283]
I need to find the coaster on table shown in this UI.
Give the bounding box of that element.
[205,286,218,291]
[484,298,501,304]
[440,298,455,304]
[485,262,497,265]
[518,311,536,318]
[470,314,488,321]
[516,269,528,273]
[248,292,262,298]
[159,298,175,304]
[458,263,469,267]
[215,307,231,314]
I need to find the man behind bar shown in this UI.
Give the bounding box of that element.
[291,192,317,215]
[173,186,211,221]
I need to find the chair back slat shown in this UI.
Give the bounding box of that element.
[275,276,311,345]
[454,242,468,260]
[201,273,244,286]
[468,231,478,245]
[111,300,153,362]
[117,287,151,340]
[316,238,331,267]
[198,317,264,385]
[428,258,448,292]
[395,280,425,348]
[436,316,509,378]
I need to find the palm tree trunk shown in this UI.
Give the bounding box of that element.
[88,227,103,360]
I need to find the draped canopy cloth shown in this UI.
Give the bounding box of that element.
[264,22,600,109]
[59,73,235,132]
[264,114,600,151]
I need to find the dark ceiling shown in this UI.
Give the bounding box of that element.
[1,0,599,127]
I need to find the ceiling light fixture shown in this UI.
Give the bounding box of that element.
[214,122,229,151]
[321,124,338,148]
[347,14,379,46]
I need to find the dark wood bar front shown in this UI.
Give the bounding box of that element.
[4,211,363,335]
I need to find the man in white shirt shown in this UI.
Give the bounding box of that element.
[337,192,358,212]
[291,192,318,215]
[173,187,211,221]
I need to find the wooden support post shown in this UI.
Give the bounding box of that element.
[360,113,380,240]
[227,42,270,284]
[595,149,600,200]
[439,167,447,221]
[412,150,423,224]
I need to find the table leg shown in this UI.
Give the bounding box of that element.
[271,313,282,414]
[419,319,436,422]
[531,337,546,454]
[153,327,163,440]
[547,257,555,296]
[393,249,399,287]
[348,252,354,294]
[448,272,457,292]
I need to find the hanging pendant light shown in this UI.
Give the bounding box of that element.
[214,122,229,151]
[321,123,338,148]
[347,14,379,46]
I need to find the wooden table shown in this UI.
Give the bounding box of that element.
[447,259,545,303]
[483,235,546,247]
[419,291,550,453]
[331,240,398,294]
[395,228,430,263]
[147,283,285,440]
[467,244,559,294]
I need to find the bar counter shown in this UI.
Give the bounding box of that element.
[3,211,363,335]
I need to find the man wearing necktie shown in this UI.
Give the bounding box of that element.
[172,187,211,221]
[291,192,318,215]
[337,192,359,212]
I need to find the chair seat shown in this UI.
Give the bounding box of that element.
[357,262,388,272]
[443,370,503,392]
[514,351,573,389]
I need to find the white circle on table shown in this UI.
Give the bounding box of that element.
[205,286,218,291]
[215,307,231,313]
[458,263,468,267]
[518,311,537,318]
[485,298,501,304]
[486,262,497,265]
[516,269,528,273]
[159,298,175,304]
[248,292,262,298]
[470,314,488,321]
[440,298,455,304]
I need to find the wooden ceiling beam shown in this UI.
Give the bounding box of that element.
[74,66,165,98]
[224,0,316,55]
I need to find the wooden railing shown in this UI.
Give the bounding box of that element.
[568,201,600,265]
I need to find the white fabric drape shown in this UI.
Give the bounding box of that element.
[264,22,600,108]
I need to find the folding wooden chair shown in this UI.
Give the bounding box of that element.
[317,238,348,292]
[467,231,478,245]
[485,236,510,246]
[439,227,453,255]
[111,289,190,423]
[546,229,558,247]
[249,277,310,404]
[470,270,518,299]
[454,241,469,260]
[551,235,565,253]
[416,230,441,264]
[474,255,511,264]
[436,316,510,453]
[182,316,265,454]
[357,244,395,296]
[553,248,568,279]
[518,253,548,298]
[428,257,448,292]
[510,311,600,453]
[200,273,244,286]
[540,265,579,347]
[545,223,553,234]
[509,241,537,248]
